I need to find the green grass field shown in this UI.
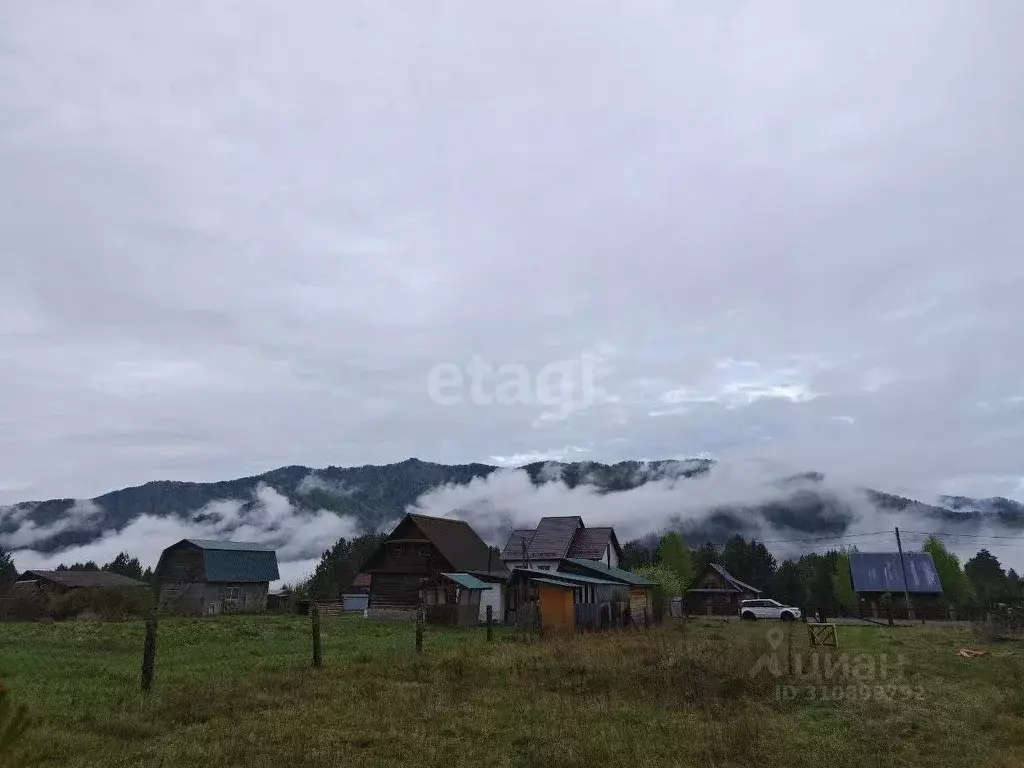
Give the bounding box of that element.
[1,615,1022,767]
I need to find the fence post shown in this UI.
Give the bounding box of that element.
[486,604,493,642]
[311,602,323,668]
[141,609,158,693]
[644,606,649,628]
[416,607,424,653]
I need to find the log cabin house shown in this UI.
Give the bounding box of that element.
[154,539,280,616]
[362,513,508,620]
[684,563,762,616]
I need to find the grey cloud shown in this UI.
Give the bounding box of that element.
[1,1,1023,523]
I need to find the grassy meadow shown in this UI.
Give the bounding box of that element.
[1,615,1022,767]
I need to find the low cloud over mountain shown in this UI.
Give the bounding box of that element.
[3,458,1022,584]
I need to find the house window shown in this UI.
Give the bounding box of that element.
[418,545,431,558]
[226,586,240,600]
[537,565,551,571]
[392,544,406,558]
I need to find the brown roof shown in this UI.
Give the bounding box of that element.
[500,516,583,561]
[18,570,148,589]
[567,526,620,560]
[501,529,535,560]
[362,514,506,575]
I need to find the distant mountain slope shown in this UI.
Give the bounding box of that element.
[2,457,1022,555]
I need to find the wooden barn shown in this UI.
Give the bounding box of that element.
[154,539,280,616]
[685,563,762,616]
[362,514,508,620]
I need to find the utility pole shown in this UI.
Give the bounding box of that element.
[894,527,914,621]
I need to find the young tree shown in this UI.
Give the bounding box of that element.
[922,536,974,608]
[965,549,1007,606]
[657,532,693,589]
[308,534,384,599]
[635,563,685,597]
[831,547,858,615]
[0,547,17,592]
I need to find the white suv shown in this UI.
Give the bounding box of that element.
[739,599,801,621]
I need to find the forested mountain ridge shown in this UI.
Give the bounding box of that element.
[2,457,1022,555]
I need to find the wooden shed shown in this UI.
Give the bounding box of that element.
[505,568,630,633]
[421,572,491,627]
[560,558,657,625]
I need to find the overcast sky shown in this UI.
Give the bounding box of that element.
[2,1,1023,507]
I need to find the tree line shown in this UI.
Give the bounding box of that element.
[4,530,1021,613]
[0,548,153,592]
[622,533,1024,613]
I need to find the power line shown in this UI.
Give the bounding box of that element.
[757,530,892,544]
[900,530,1024,540]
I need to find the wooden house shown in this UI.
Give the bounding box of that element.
[362,513,508,620]
[500,517,622,571]
[154,539,280,616]
[505,568,631,632]
[421,572,492,627]
[848,551,945,619]
[685,563,762,616]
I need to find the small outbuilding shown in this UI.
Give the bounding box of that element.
[421,572,492,627]
[155,539,280,616]
[560,557,657,625]
[505,568,631,632]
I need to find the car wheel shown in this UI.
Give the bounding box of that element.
[780,611,794,622]
[741,611,757,621]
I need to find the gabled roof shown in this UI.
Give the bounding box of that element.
[363,514,505,575]
[500,516,584,561]
[407,514,502,572]
[502,529,535,560]
[567,526,621,561]
[17,570,147,589]
[849,552,943,594]
[561,558,654,587]
[706,564,762,594]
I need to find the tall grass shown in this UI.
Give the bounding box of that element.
[0,616,1022,767]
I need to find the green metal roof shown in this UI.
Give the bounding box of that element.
[185,541,279,582]
[514,568,619,586]
[532,577,579,588]
[562,558,655,587]
[440,572,492,590]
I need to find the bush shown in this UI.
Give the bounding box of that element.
[48,587,154,621]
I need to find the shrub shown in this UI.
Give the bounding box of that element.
[48,587,154,621]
